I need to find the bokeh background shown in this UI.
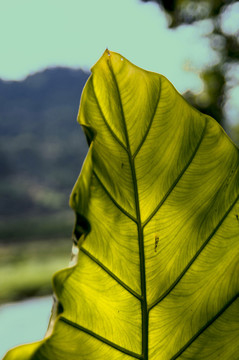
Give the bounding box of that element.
[0,0,239,357]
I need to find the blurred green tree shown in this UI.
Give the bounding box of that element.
[141,0,239,143]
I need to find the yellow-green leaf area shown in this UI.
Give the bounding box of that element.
[4,50,239,360]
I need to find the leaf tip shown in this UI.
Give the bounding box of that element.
[105,47,111,57]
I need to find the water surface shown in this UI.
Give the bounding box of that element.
[0,296,52,359]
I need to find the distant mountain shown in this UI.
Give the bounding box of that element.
[0,67,90,241]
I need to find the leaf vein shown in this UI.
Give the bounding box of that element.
[81,247,142,301]
[60,317,143,359]
[94,170,138,223]
[133,78,161,159]
[92,78,128,152]
[142,117,208,228]
[170,293,239,360]
[148,193,239,311]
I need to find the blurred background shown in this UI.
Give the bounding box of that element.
[0,0,239,357]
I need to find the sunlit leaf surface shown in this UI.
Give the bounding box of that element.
[4,50,239,360]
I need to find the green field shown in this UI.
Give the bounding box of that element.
[0,210,75,304]
[0,237,72,304]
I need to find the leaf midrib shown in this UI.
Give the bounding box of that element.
[106,55,149,359]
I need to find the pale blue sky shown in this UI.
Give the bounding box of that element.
[1,0,239,126]
[1,0,218,94]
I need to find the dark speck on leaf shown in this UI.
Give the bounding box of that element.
[154,236,159,252]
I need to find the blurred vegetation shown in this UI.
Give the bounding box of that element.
[0,239,72,304]
[0,68,89,303]
[142,0,239,145]
[0,68,89,242]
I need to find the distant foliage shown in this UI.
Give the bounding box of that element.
[142,0,239,144]
[0,68,89,221]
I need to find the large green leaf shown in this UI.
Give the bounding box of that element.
[4,50,239,360]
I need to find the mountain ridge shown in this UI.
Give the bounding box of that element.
[0,67,90,242]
